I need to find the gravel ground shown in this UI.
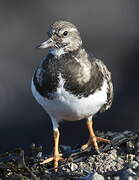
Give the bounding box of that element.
[0,131,139,180]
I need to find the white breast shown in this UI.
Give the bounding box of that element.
[31,74,108,122]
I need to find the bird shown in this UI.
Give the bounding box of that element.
[31,20,113,171]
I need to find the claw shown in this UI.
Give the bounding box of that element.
[81,118,110,152]
[40,154,64,171]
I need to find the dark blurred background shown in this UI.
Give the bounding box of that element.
[0,0,139,153]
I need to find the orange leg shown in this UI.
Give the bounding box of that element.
[81,117,110,152]
[40,129,63,171]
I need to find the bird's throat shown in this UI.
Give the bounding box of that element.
[49,48,65,57]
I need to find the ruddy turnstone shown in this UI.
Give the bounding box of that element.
[32,21,113,171]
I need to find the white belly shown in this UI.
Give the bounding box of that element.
[31,75,108,122]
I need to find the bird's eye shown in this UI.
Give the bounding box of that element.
[63,31,68,36]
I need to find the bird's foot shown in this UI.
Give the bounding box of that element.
[40,153,64,171]
[81,135,110,152]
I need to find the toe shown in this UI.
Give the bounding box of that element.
[40,157,54,164]
[96,136,110,143]
[90,136,99,152]
[40,153,63,172]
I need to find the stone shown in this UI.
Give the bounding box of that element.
[128,161,139,170]
[91,172,105,180]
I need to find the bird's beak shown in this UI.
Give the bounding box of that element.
[36,38,55,49]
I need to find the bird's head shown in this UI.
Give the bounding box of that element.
[37,21,82,56]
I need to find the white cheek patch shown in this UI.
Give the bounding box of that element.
[49,48,65,57]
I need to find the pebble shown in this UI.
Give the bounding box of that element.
[109,149,117,160]
[128,161,139,169]
[125,168,136,175]
[123,168,136,178]
[127,154,135,161]
[126,141,135,153]
[91,172,105,180]
[135,142,139,150]
[127,176,134,180]
[113,176,120,180]
[135,156,139,162]
[70,163,78,171]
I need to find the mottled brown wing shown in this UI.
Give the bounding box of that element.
[94,59,114,112]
